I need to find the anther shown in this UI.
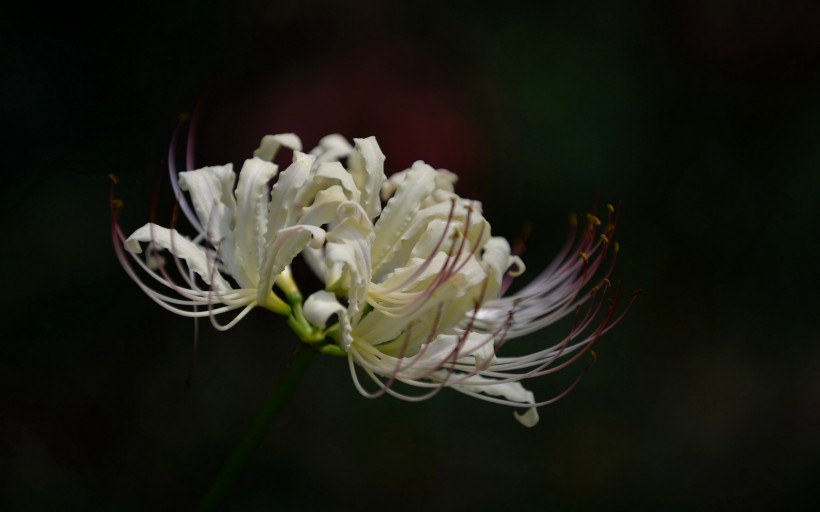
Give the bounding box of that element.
[108,173,119,185]
[600,234,609,244]
[613,242,620,253]
[586,213,601,226]
[111,199,124,210]
[606,203,614,214]
[603,278,612,288]
[580,252,589,264]
[590,350,597,362]
[569,212,578,228]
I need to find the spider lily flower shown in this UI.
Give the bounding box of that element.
[301,159,635,427]
[112,128,634,427]
[110,132,384,338]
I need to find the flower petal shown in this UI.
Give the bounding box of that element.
[177,165,237,245]
[232,157,279,287]
[309,134,353,167]
[267,151,315,238]
[351,137,386,220]
[303,290,353,351]
[324,202,373,320]
[449,374,540,427]
[253,133,302,161]
[256,224,326,307]
[371,161,437,277]
[126,223,232,291]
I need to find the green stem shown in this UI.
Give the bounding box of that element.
[196,343,318,512]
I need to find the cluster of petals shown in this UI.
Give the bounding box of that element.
[112,131,633,426]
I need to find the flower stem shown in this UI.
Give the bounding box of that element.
[196,342,318,512]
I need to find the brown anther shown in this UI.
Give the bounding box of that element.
[590,286,599,295]
[110,199,124,211]
[600,234,609,244]
[108,173,119,185]
[569,212,578,228]
[590,350,598,362]
[580,251,589,264]
[613,241,620,253]
[606,203,614,214]
[603,278,612,288]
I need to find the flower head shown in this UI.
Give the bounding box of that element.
[112,126,635,426]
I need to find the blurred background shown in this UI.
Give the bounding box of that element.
[3,0,819,509]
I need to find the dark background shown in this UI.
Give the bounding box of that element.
[3,0,819,509]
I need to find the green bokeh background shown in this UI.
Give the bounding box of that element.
[3,1,818,509]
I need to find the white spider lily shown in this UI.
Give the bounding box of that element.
[111,133,382,337]
[112,128,634,427]
[301,159,635,427]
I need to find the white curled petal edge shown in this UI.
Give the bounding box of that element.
[371,161,437,277]
[446,373,540,427]
[324,201,373,321]
[352,137,386,220]
[177,165,236,241]
[256,225,326,308]
[126,223,232,291]
[253,133,302,162]
[232,157,279,287]
[303,290,353,352]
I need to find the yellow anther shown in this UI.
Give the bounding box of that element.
[108,173,119,185]
[569,212,578,228]
[606,203,614,214]
[110,199,124,210]
[600,234,609,244]
[590,286,599,295]
[603,278,612,288]
[590,350,597,362]
[614,241,620,253]
[580,252,589,264]
[586,213,601,226]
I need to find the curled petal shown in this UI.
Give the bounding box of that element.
[371,161,437,277]
[304,290,353,351]
[126,223,232,291]
[232,157,279,287]
[267,152,315,236]
[256,225,326,308]
[324,201,374,320]
[310,134,353,167]
[448,374,539,427]
[351,137,387,220]
[253,133,302,161]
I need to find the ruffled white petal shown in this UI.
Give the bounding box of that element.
[125,223,232,291]
[303,290,353,351]
[178,165,237,245]
[309,134,353,168]
[323,202,373,321]
[232,157,279,287]
[448,374,539,427]
[253,133,302,161]
[351,137,386,220]
[256,224,326,307]
[267,152,315,237]
[371,161,437,277]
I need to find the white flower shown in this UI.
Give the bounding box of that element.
[299,154,634,428]
[112,129,634,427]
